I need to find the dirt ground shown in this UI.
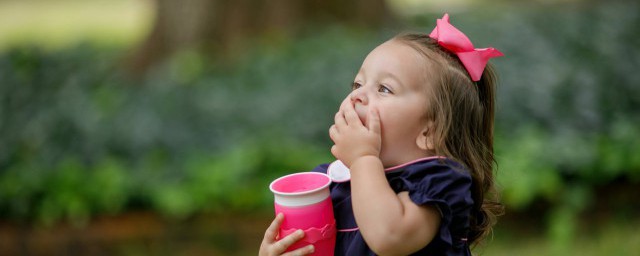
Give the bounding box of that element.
[0,211,271,256]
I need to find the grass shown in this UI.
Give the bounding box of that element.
[0,0,152,51]
[480,217,640,256]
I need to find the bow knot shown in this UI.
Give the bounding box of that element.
[429,14,503,81]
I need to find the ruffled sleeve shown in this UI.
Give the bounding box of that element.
[388,159,474,248]
[311,163,330,174]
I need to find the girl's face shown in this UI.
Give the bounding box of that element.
[346,40,433,166]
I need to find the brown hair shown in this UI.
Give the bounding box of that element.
[394,33,503,246]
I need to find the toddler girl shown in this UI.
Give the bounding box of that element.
[260,13,503,256]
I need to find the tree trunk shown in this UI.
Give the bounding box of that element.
[125,0,395,75]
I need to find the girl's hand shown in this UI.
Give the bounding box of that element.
[259,213,315,256]
[329,99,381,167]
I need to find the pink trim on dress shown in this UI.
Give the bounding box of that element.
[384,156,446,172]
[337,227,360,232]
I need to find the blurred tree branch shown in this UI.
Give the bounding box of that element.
[125,0,395,76]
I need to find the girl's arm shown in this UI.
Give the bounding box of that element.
[350,155,441,256]
[330,99,441,255]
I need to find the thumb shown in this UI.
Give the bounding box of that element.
[367,108,381,134]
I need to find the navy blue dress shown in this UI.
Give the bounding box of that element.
[312,157,474,256]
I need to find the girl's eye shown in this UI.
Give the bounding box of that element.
[351,82,362,91]
[378,85,393,94]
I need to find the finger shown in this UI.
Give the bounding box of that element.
[342,101,361,125]
[329,125,339,142]
[263,213,284,243]
[339,97,351,112]
[334,111,346,127]
[274,229,305,253]
[282,245,315,256]
[368,108,381,134]
[331,145,339,158]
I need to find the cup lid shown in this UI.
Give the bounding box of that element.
[327,160,351,183]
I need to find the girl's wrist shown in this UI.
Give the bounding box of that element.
[350,155,383,173]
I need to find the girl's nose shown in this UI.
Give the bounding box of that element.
[350,87,368,105]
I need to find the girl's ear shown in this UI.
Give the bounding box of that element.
[416,122,435,151]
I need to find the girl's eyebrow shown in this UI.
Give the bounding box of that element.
[356,68,403,88]
[380,71,403,87]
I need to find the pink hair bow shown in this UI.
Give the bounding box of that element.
[429,13,503,81]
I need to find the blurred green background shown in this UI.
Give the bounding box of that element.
[1,0,639,255]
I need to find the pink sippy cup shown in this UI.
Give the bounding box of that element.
[269,172,336,255]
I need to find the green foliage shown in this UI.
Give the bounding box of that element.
[477,2,640,245]
[495,127,562,210]
[0,27,363,224]
[0,4,638,248]
[145,136,332,219]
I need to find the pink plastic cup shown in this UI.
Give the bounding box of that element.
[269,172,336,256]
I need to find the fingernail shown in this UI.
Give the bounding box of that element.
[307,245,314,253]
[296,229,304,236]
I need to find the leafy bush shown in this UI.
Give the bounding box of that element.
[0,27,371,223]
[441,1,640,248]
[0,3,638,243]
